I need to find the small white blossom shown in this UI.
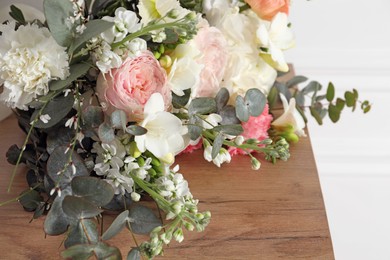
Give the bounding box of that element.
[151,30,167,43]
[39,114,51,124]
[131,192,141,202]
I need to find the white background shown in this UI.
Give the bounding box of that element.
[286,1,390,259]
[1,0,390,259]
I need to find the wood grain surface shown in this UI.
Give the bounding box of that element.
[0,115,334,260]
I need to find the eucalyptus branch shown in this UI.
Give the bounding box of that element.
[1,183,41,206]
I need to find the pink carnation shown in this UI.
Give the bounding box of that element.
[192,24,228,98]
[96,51,171,122]
[229,104,273,156]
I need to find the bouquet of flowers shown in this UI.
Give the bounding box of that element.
[0,0,370,259]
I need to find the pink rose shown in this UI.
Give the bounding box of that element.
[245,0,289,21]
[229,104,273,156]
[192,24,228,98]
[96,51,171,121]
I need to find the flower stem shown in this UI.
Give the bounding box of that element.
[1,183,41,206]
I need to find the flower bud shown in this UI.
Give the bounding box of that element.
[159,55,172,68]
[131,192,141,202]
[250,157,261,170]
[173,228,184,243]
[234,135,245,145]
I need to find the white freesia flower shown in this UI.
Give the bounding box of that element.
[202,114,222,129]
[101,7,141,43]
[135,93,187,160]
[256,12,295,72]
[272,94,306,137]
[138,0,190,25]
[0,22,69,109]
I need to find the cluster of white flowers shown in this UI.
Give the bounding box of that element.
[203,139,232,167]
[87,8,146,73]
[0,22,69,110]
[92,136,151,195]
[202,0,294,96]
[66,0,87,34]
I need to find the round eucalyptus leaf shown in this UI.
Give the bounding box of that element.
[126,125,147,136]
[111,110,127,130]
[127,248,141,260]
[18,189,43,212]
[62,195,103,219]
[128,205,162,235]
[50,63,91,91]
[98,122,115,143]
[235,95,249,122]
[102,210,129,241]
[47,146,89,188]
[245,88,266,117]
[103,193,133,211]
[212,125,243,136]
[215,88,230,111]
[46,127,73,154]
[32,94,75,129]
[64,219,98,248]
[83,106,104,129]
[211,133,224,159]
[94,242,122,260]
[71,176,114,207]
[44,189,71,235]
[188,97,217,116]
[61,244,94,260]
[219,105,240,125]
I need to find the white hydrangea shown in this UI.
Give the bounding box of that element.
[0,22,69,109]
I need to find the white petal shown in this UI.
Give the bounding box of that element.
[144,93,165,116]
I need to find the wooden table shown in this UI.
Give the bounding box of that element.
[0,115,334,259]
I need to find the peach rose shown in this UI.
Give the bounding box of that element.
[245,0,289,21]
[96,51,171,121]
[193,24,228,98]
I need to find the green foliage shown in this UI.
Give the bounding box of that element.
[110,110,127,131]
[50,63,91,91]
[18,189,43,212]
[61,242,122,260]
[83,106,104,129]
[71,176,115,207]
[9,5,25,24]
[235,88,266,122]
[62,195,103,219]
[127,248,141,260]
[211,133,224,159]
[65,219,99,248]
[179,0,204,12]
[98,122,115,143]
[44,189,71,235]
[102,210,129,240]
[128,205,162,235]
[172,89,191,108]
[188,97,217,116]
[270,76,371,125]
[44,0,74,47]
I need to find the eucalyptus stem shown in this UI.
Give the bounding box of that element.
[1,183,41,206]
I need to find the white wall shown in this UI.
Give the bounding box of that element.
[286,1,390,259]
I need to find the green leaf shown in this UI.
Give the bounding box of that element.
[32,94,75,129]
[163,28,179,44]
[83,106,104,129]
[211,133,224,159]
[172,89,191,109]
[102,210,129,240]
[47,146,89,188]
[19,189,43,212]
[326,82,335,102]
[111,110,127,131]
[245,88,266,117]
[274,81,291,100]
[71,176,115,207]
[361,100,371,113]
[328,104,341,123]
[44,0,75,47]
[126,125,147,136]
[267,86,278,109]
[128,205,162,235]
[188,97,217,116]
[286,75,308,88]
[310,106,323,125]
[335,98,345,111]
[344,91,356,107]
[70,20,114,52]
[46,127,73,154]
[62,195,103,219]
[219,105,240,125]
[44,189,71,235]
[212,124,243,136]
[294,91,305,107]
[188,116,202,140]
[94,243,122,260]
[50,63,91,91]
[215,88,230,111]
[98,122,115,143]
[61,244,94,260]
[235,96,249,122]
[302,81,322,94]
[9,5,25,23]
[127,248,141,260]
[64,219,99,248]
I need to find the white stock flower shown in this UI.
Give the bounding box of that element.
[203,145,231,167]
[272,94,306,137]
[138,0,190,25]
[135,93,187,160]
[256,12,295,72]
[0,22,69,109]
[101,7,141,43]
